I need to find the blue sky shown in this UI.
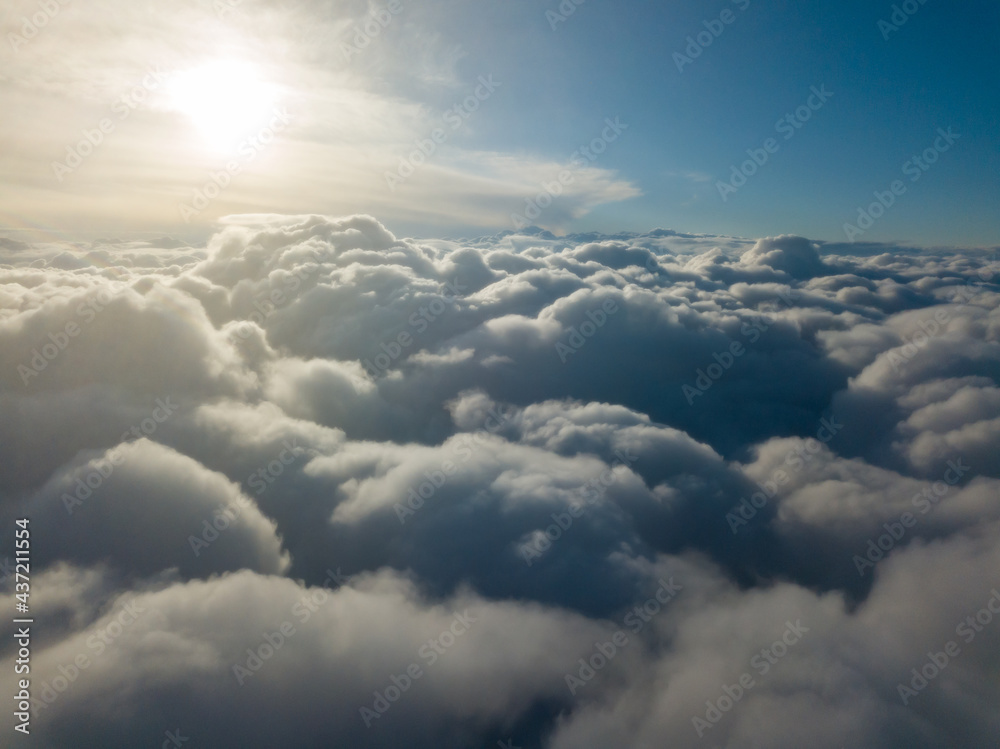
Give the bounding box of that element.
[424,0,1000,244]
[1,0,998,245]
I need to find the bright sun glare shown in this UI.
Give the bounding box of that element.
[167,60,279,152]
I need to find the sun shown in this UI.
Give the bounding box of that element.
[167,60,280,153]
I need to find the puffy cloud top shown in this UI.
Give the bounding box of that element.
[1,216,998,748]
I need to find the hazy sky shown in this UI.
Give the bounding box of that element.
[2,0,998,244]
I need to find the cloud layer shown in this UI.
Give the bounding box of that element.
[1,215,998,747]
